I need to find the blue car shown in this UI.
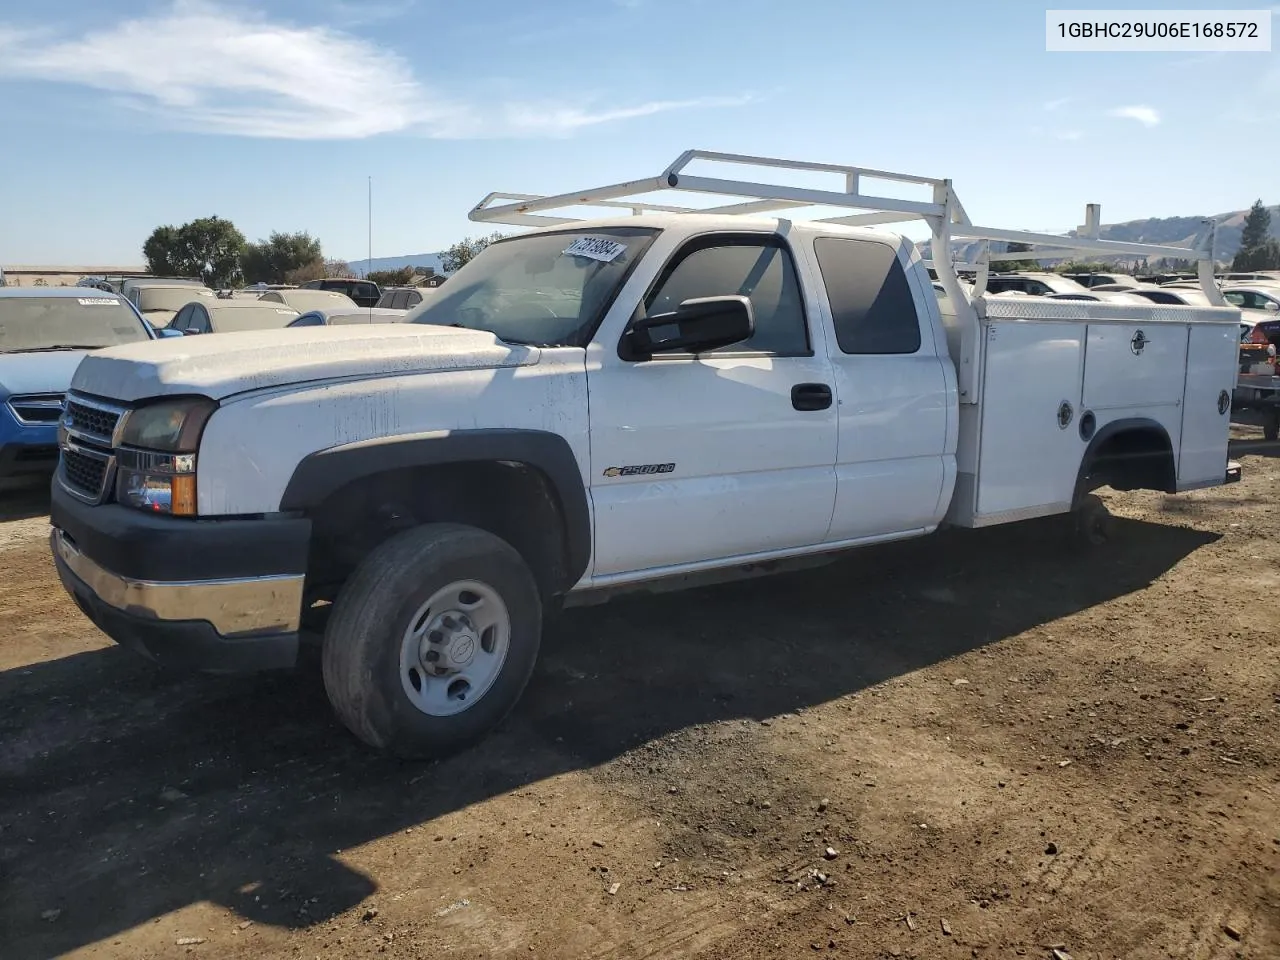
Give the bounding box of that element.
[0,288,170,487]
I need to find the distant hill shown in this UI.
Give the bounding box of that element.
[921,204,1280,265]
[343,252,446,278]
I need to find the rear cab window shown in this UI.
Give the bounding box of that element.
[813,237,922,354]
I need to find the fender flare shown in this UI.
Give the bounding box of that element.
[1072,416,1173,505]
[280,429,591,587]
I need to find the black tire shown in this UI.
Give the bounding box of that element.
[322,523,542,758]
[1071,493,1112,549]
[1264,411,1279,443]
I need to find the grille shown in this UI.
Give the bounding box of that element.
[64,399,121,443]
[62,447,110,501]
[8,393,65,424]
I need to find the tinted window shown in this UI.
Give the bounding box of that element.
[1138,291,1179,305]
[814,237,921,355]
[644,239,808,355]
[289,313,326,327]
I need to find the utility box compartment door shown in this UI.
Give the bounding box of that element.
[975,321,1084,519]
[1178,323,1238,488]
[1082,323,1188,410]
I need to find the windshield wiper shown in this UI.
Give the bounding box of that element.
[12,344,106,353]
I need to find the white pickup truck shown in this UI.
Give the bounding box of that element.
[51,151,1243,758]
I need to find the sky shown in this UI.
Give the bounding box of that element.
[0,0,1277,266]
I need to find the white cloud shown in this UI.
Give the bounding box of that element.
[0,1,743,140]
[1109,105,1160,127]
[500,96,754,137]
[1043,96,1071,112]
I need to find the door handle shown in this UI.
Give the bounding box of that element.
[791,383,833,411]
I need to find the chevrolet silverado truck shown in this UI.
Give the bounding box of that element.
[51,151,1244,758]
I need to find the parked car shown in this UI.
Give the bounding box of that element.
[0,288,162,487]
[374,286,436,311]
[1060,272,1140,289]
[119,276,207,300]
[287,307,410,327]
[167,299,300,335]
[1221,285,1280,318]
[258,289,359,312]
[127,283,218,327]
[50,149,1245,760]
[982,272,1092,296]
[299,278,381,308]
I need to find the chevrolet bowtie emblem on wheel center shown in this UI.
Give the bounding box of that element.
[1130,330,1149,355]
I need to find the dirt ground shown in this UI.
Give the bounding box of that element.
[2,436,1277,960]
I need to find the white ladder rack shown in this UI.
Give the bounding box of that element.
[469,150,1226,402]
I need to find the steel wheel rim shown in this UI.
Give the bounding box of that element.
[398,579,511,717]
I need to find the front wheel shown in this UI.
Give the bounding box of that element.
[322,523,542,758]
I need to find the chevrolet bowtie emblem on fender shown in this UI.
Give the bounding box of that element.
[603,463,675,478]
[1130,330,1149,355]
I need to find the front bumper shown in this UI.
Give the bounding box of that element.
[50,483,311,673]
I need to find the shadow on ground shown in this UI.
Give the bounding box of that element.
[0,513,1216,958]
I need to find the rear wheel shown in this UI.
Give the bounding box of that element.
[322,523,542,758]
[1071,494,1112,549]
[1264,410,1279,443]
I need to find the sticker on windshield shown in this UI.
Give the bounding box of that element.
[78,298,117,306]
[562,237,626,263]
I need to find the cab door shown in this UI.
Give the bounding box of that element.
[586,234,839,578]
[809,236,954,541]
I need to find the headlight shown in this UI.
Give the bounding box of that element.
[115,398,215,516]
[118,397,215,453]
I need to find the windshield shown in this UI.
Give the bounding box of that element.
[406,227,659,346]
[0,297,150,352]
[212,307,299,332]
[139,288,214,313]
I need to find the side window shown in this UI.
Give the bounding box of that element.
[192,306,211,333]
[407,291,422,308]
[813,237,922,355]
[642,239,808,355]
[1025,280,1053,296]
[170,306,190,331]
[289,313,325,327]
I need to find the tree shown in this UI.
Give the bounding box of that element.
[283,258,352,284]
[1232,199,1278,270]
[1233,238,1280,271]
[441,232,506,273]
[367,266,418,287]
[1240,199,1271,251]
[142,216,246,287]
[241,231,324,284]
[143,225,181,276]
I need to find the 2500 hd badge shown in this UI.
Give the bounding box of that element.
[602,463,676,478]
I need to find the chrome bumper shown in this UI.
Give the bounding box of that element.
[52,527,304,637]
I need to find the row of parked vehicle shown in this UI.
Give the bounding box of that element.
[0,274,443,486]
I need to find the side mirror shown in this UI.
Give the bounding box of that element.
[157,328,184,339]
[1265,301,1279,313]
[627,296,754,358]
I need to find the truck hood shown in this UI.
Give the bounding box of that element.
[69,325,540,402]
[0,350,87,399]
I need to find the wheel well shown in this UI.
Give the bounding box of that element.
[1076,423,1175,502]
[302,461,572,606]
